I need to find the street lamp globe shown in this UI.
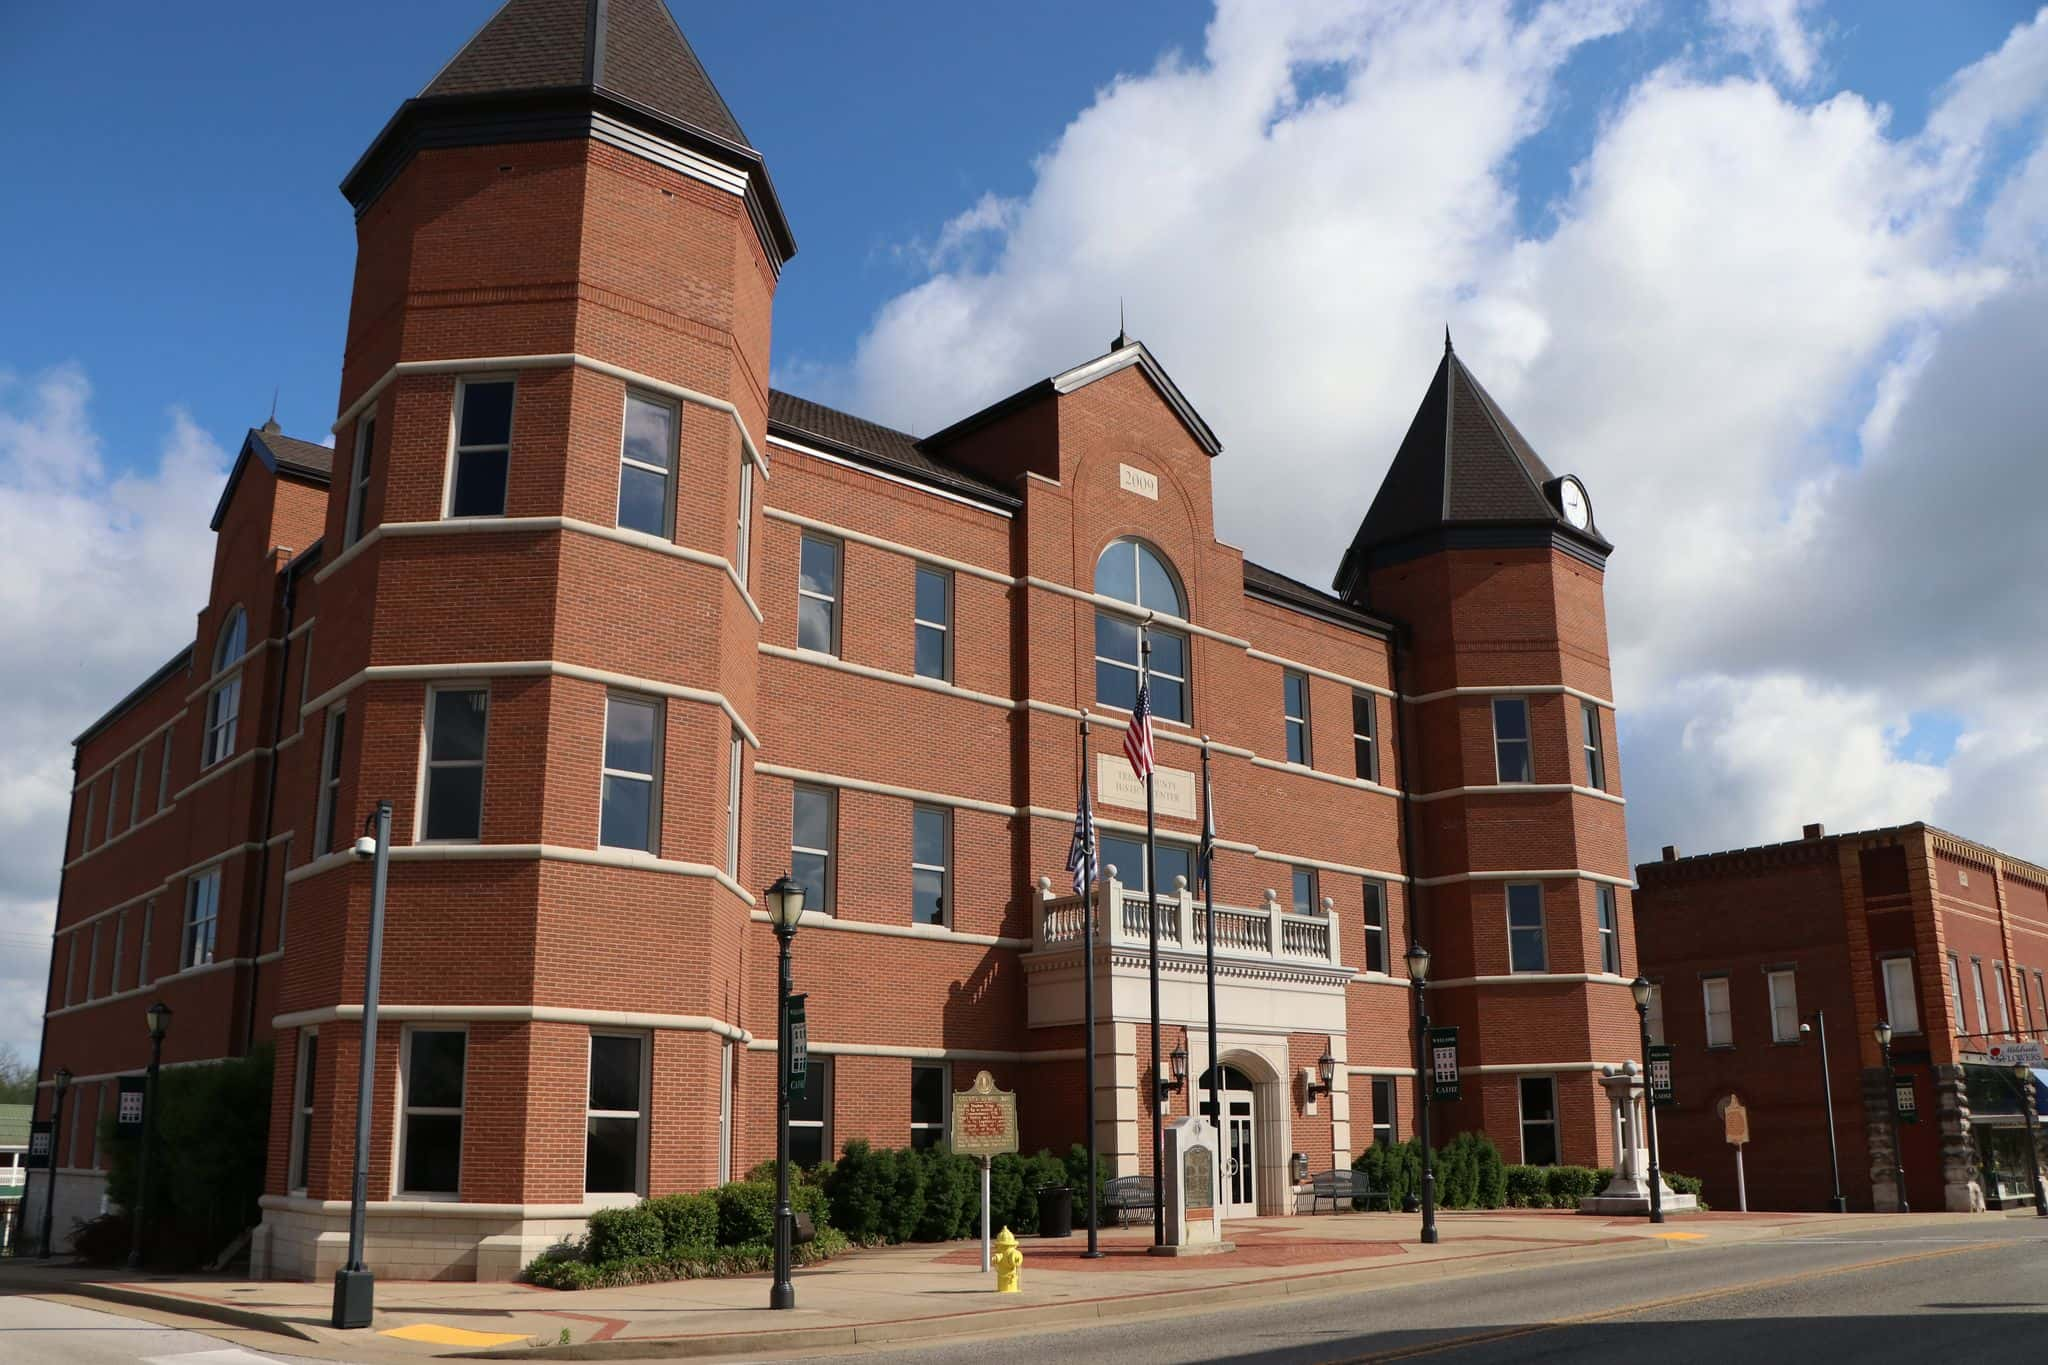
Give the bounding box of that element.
[765,875,806,936]
[145,1001,173,1041]
[1630,975,1653,1009]
[1874,1021,1893,1049]
[1405,943,1431,984]
[1317,1051,1337,1089]
[1169,1043,1188,1084]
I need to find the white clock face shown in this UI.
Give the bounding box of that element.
[1559,477,1590,530]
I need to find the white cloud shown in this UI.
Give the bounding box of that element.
[0,367,226,1058]
[1707,0,1825,85]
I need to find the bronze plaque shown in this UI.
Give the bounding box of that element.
[949,1070,1020,1158]
[1184,1144,1215,1212]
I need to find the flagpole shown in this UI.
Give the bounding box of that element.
[1201,738,1219,1150]
[1079,710,1102,1259]
[1141,622,1163,1247]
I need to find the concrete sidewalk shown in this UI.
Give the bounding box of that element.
[0,1209,1943,1361]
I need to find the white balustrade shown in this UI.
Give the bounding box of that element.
[1032,872,1341,966]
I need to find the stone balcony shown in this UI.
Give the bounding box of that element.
[1034,876,1343,968]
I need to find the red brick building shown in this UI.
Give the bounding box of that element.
[29,0,1639,1280]
[1636,822,2048,1213]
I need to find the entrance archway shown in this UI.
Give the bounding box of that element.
[1199,1063,1262,1218]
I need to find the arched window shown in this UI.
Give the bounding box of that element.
[203,607,247,767]
[1093,539,1188,723]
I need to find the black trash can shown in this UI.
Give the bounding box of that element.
[1038,1184,1074,1238]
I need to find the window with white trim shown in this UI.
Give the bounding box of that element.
[345,411,375,546]
[616,391,676,537]
[600,695,662,853]
[914,566,951,681]
[278,837,294,953]
[289,1030,317,1192]
[110,908,126,993]
[1361,879,1388,974]
[130,753,143,826]
[1581,701,1605,791]
[1093,538,1188,723]
[1884,955,1921,1035]
[1702,975,1732,1047]
[1352,692,1378,783]
[724,729,743,878]
[1370,1077,1397,1147]
[421,687,488,842]
[1492,697,1531,783]
[912,805,949,926]
[448,379,514,518]
[81,783,97,853]
[85,922,100,1001]
[316,706,346,853]
[1970,957,1989,1038]
[1283,670,1311,765]
[182,866,220,970]
[735,459,754,588]
[586,1033,647,1196]
[1519,1076,1559,1165]
[1949,953,1968,1034]
[1992,962,2012,1035]
[138,898,155,988]
[400,1028,466,1195]
[62,933,76,1007]
[1291,866,1319,916]
[300,626,315,713]
[203,607,247,767]
[158,728,174,808]
[1507,883,1546,972]
[1597,885,1621,975]
[910,1062,947,1150]
[1767,969,1799,1043]
[1646,983,1665,1045]
[102,771,117,843]
[792,785,835,914]
[1099,834,1193,895]
[789,1056,831,1167]
[798,534,841,655]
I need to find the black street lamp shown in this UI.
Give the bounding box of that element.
[1629,977,1664,1225]
[1159,1041,1188,1102]
[1306,1048,1337,1103]
[127,1002,173,1269]
[1874,1021,1909,1213]
[1803,1012,1847,1212]
[1406,943,1437,1245]
[334,800,393,1330]
[37,1066,72,1260]
[2010,1062,2046,1217]
[766,873,807,1312]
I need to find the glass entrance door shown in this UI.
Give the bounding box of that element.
[1201,1064,1258,1218]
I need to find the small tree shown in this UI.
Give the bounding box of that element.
[100,1046,272,1269]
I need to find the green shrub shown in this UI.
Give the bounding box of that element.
[585,1206,664,1263]
[824,1140,892,1243]
[1665,1171,1707,1207]
[525,1225,851,1290]
[1504,1164,1549,1208]
[713,1181,778,1246]
[986,1152,1026,1233]
[1542,1166,1602,1207]
[914,1146,974,1242]
[1475,1136,1507,1209]
[645,1192,718,1254]
[1352,1139,1423,1210]
[886,1146,929,1244]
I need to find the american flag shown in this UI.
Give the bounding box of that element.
[1067,784,1097,897]
[1124,681,1156,780]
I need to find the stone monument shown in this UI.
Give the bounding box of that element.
[1151,1115,1234,1255]
[1580,1061,1698,1215]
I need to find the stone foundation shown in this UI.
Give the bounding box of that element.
[252,1197,597,1283]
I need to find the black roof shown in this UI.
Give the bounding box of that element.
[1243,561,1394,637]
[1335,340,1607,593]
[767,391,1020,507]
[210,423,334,531]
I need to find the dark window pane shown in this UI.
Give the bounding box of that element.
[790,1126,824,1168]
[1096,660,1137,713]
[431,691,488,762]
[1101,835,1144,889]
[1095,613,1139,666]
[604,698,657,774]
[589,1035,641,1112]
[789,1062,827,1122]
[798,598,835,653]
[1285,673,1307,716]
[450,449,508,517]
[793,789,830,850]
[1156,846,1193,894]
[1292,869,1315,914]
[1493,699,1529,742]
[325,711,347,781]
[585,1116,639,1193]
[1287,721,1307,765]
[799,537,839,597]
[1508,884,1543,919]
[911,1066,944,1123]
[1152,676,1187,723]
[1150,629,1186,679]
[1137,546,1182,616]
[303,1035,318,1100]
[1094,541,1136,603]
[1498,742,1531,783]
[913,868,945,925]
[909,1126,942,1151]
[458,382,514,448]
[913,808,946,867]
[617,463,667,535]
[601,776,653,851]
[424,766,484,840]
[622,395,673,471]
[915,625,947,679]
[792,851,829,913]
[915,568,947,623]
[404,1114,463,1193]
[408,1031,466,1108]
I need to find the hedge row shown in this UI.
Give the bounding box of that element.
[524,1180,843,1289]
[822,1141,1105,1245]
[1352,1135,1707,1211]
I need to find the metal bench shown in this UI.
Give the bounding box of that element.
[1308,1168,1392,1213]
[1102,1174,1158,1227]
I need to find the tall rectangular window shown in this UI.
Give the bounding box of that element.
[129,756,143,826]
[1767,969,1799,1042]
[1992,963,2012,1034]
[158,729,174,808]
[1370,1077,1396,1148]
[1493,698,1532,783]
[600,695,662,853]
[345,412,375,547]
[448,379,513,518]
[616,392,675,537]
[1970,958,1989,1038]
[82,784,97,852]
[797,535,841,655]
[1581,701,1605,791]
[910,1063,947,1150]
[791,785,835,914]
[1702,976,1733,1047]
[182,867,220,970]
[110,908,126,993]
[912,805,949,926]
[914,566,951,681]
[62,934,76,1006]
[724,730,743,878]
[735,461,754,588]
[138,898,154,988]
[1352,693,1378,783]
[2035,972,2047,1032]
[1950,953,1969,1034]
[104,770,117,842]
[1291,866,1319,916]
[1098,834,1192,896]
[316,706,346,853]
[1519,1076,1559,1166]
[586,1033,646,1196]
[1283,670,1311,765]
[289,1031,317,1192]
[1884,956,1922,1035]
[85,923,100,1001]
[421,688,488,841]
[400,1028,466,1195]
[789,1057,831,1168]
[1646,983,1665,1045]
[1506,883,1546,972]
[1361,879,1388,974]
[1597,885,1621,975]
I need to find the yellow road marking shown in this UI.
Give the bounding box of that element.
[379,1322,533,1347]
[1335,1240,2005,1363]
[1652,1232,1706,1240]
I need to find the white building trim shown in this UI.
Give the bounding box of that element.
[60,802,179,871]
[758,644,1015,712]
[1021,577,1252,650]
[284,842,756,904]
[765,436,1013,517]
[1413,868,1635,889]
[1244,650,1395,700]
[172,745,269,802]
[1247,755,1401,798]
[761,507,1013,581]
[744,1038,1081,1062]
[73,709,189,793]
[1413,782,1624,807]
[750,908,1030,951]
[272,1002,752,1043]
[1405,683,1615,709]
[1428,973,1637,989]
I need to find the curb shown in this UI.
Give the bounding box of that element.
[0,1274,321,1343]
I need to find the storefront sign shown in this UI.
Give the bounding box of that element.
[1894,1072,1918,1125]
[1098,753,1196,821]
[1649,1045,1675,1107]
[1429,1027,1461,1102]
[949,1070,1019,1158]
[1986,1040,2046,1068]
[115,1076,147,1136]
[24,1121,51,1170]
[785,994,808,1099]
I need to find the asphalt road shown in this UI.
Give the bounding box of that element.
[0,1295,311,1365]
[794,1218,2048,1364]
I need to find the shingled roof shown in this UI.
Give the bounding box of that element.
[1335,339,1606,592]
[209,421,334,532]
[767,391,1019,507]
[421,0,751,151]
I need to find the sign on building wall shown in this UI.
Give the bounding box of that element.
[1097,754,1196,821]
[949,1070,1020,1158]
[1118,463,1160,500]
[24,1122,50,1170]
[1894,1073,1918,1125]
[1429,1027,1461,1102]
[1649,1045,1675,1107]
[115,1076,146,1136]
[786,994,809,1099]
[1986,1040,2046,1068]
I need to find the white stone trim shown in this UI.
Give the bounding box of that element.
[1405,683,1615,709]
[301,660,758,749]
[36,1057,223,1087]
[761,507,1013,581]
[744,1038,1081,1062]
[1022,577,1252,649]
[1245,650,1395,700]
[60,802,179,872]
[271,1002,752,1043]
[1349,973,1413,989]
[1251,849,1409,883]
[172,744,269,802]
[1019,700,1258,759]
[286,615,316,642]
[44,957,256,1019]
[749,908,1030,950]
[1428,973,1637,989]
[758,644,1015,711]
[1345,1065,1420,1076]
[766,436,1014,517]
[182,638,277,703]
[259,1193,617,1218]
[753,762,1019,819]
[1413,868,1634,889]
[73,709,189,792]
[284,842,756,904]
[1467,1061,1631,1075]
[1413,782,1624,806]
[1247,755,1401,798]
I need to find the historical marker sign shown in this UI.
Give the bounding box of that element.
[1184,1145,1215,1213]
[785,993,809,1099]
[949,1070,1019,1158]
[1719,1095,1749,1145]
[1649,1045,1675,1107]
[1429,1027,1461,1102]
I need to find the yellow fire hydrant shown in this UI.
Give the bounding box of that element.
[993,1226,1023,1293]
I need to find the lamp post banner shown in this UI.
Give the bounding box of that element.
[1894,1072,1918,1124]
[786,994,808,1099]
[25,1122,51,1169]
[1649,1044,1675,1107]
[116,1076,147,1136]
[1428,1027,1460,1102]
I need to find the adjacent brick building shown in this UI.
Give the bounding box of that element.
[1636,822,2048,1213]
[28,0,1641,1279]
